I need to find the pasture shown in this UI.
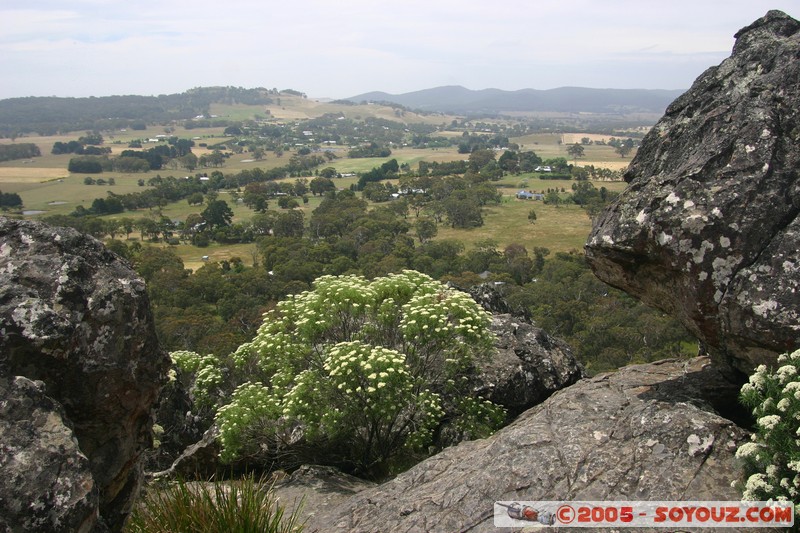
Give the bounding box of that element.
[1,110,635,257]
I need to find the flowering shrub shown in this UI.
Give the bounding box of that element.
[172,271,504,475]
[736,348,800,511]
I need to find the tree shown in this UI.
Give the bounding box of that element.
[242,183,269,212]
[0,191,23,209]
[362,182,393,202]
[251,147,266,161]
[615,142,633,158]
[205,150,226,167]
[414,217,438,244]
[187,192,205,206]
[567,143,585,162]
[498,150,519,173]
[443,190,483,229]
[319,167,338,179]
[293,179,308,197]
[202,199,234,230]
[468,149,496,172]
[309,177,336,196]
[173,271,503,475]
[527,209,537,224]
[180,153,199,171]
[272,210,304,238]
[544,190,561,206]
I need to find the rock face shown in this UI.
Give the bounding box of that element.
[0,218,169,532]
[466,283,585,416]
[0,376,98,533]
[303,358,751,533]
[585,10,800,375]
[271,465,376,526]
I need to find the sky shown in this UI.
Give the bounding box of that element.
[1,1,797,100]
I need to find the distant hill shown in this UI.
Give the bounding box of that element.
[347,85,685,115]
[0,87,279,136]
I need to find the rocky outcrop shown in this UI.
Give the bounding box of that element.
[0,218,169,532]
[585,10,800,375]
[466,283,585,416]
[302,358,751,532]
[145,370,206,473]
[476,314,584,416]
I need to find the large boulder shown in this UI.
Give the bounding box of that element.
[585,10,800,376]
[0,218,169,531]
[302,358,751,532]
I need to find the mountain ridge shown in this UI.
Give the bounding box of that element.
[346,85,686,115]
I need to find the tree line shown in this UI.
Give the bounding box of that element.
[0,143,41,162]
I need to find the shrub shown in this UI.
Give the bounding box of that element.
[736,348,800,514]
[172,271,504,476]
[125,475,303,533]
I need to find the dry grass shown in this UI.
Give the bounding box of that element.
[0,166,68,182]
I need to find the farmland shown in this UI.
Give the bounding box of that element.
[0,93,636,258]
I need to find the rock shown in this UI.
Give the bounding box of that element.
[302,358,752,533]
[151,426,223,480]
[0,218,169,531]
[145,369,206,473]
[475,314,585,416]
[585,10,800,375]
[458,283,585,415]
[465,282,529,319]
[0,376,99,533]
[271,465,376,526]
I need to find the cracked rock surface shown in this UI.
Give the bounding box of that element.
[302,358,752,533]
[585,10,800,375]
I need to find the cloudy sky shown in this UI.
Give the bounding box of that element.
[1,1,796,100]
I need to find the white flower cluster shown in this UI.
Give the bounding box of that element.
[170,350,202,372]
[757,414,782,431]
[735,348,800,505]
[216,381,280,462]
[743,473,774,501]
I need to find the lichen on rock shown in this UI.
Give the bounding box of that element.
[586,10,800,375]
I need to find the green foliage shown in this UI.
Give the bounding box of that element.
[125,475,303,533]
[0,190,23,209]
[173,271,503,476]
[736,349,800,511]
[202,200,234,230]
[0,142,40,162]
[507,252,694,374]
[68,155,108,173]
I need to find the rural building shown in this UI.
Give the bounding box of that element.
[516,190,544,200]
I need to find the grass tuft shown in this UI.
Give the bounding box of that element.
[125,475,303,533]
